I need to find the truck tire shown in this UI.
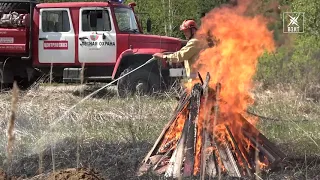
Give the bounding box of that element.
[117,65,161,98]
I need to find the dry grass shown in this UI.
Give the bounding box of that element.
[0,82,319,179]
[251,84,320,156]
[5,81,19,174]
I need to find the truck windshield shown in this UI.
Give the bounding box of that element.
[114,7,140,33]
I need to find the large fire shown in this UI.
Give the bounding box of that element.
[190,0,275,109]
[190,0,275,175]
[138,0,283,178]
[184,0,275,175]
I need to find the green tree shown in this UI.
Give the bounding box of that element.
[256,0,320,89]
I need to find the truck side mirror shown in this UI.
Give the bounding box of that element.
[146,18,151,33]
[89,11,97,28]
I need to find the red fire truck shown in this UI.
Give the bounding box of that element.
[0,0,187,97]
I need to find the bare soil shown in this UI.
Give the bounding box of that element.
[29,168,105,180]
[0,169,9,179]
[0,168,105,180]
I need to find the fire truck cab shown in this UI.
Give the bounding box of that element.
[0,0,187,97]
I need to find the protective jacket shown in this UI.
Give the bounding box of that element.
[163,38,203,81]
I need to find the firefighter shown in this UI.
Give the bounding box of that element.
[153,19,204,82]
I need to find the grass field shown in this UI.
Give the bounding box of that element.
[0,82,319,179]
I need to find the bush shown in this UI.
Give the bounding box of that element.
[256,34,320,91]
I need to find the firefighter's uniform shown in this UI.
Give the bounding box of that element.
[163,38,202,82]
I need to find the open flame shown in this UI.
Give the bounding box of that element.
[191,0,275,103]
[137,1,285,178]
[188,0,275,175]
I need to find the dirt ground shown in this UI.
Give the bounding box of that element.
[29,168,105,180]
[0,169,9,180]
[0,168,105,180]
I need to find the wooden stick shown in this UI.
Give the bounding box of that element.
[213,83,221,135]
[139,98,190,168]
[239,113,285,161]
[215,137,242,177]
[239,113,285,167]
[200,72,211,179]
[152,147,174,172]
[165,115,189,178]
[206,148,218,178]
[224,139,242,177]
[225,125,253,177]
[242,131,277,165]
[183,83,202,177]
[200,128,209,179]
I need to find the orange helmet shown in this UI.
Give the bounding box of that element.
[179,19,198,31]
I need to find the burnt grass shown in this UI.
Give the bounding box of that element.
[0,84,319,179]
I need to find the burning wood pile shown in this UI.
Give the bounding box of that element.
[137,73,285,179]
[137,0,286,178]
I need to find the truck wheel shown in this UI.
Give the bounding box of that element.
[117,65,160,98]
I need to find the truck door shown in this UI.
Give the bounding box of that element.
[38,8,75,63]
[78,7,117,63]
